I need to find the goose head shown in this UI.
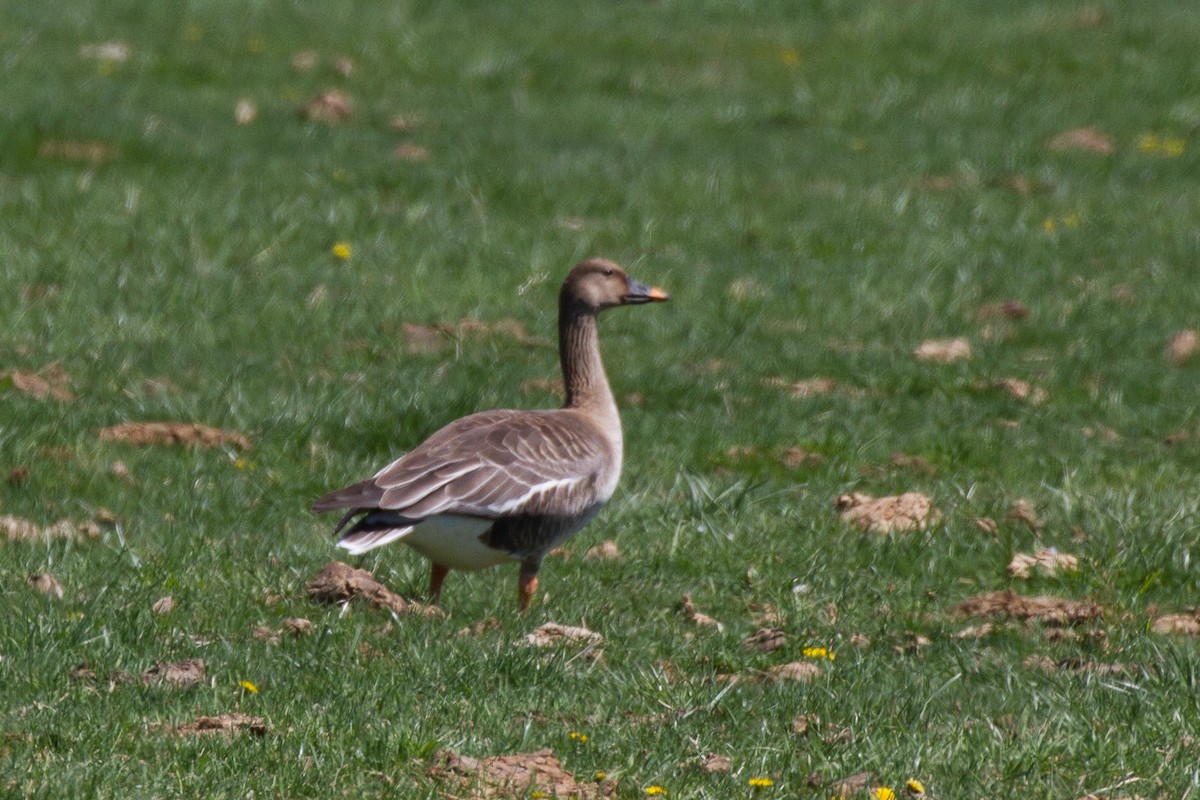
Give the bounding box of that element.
[560,258,669,314]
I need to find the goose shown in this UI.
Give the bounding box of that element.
[312,258,668,611]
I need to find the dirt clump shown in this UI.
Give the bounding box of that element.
[914,337,972,363]
[141,659,207,689]
[836,492,939,534]
[1150,612,1200,636]
[302,89,353,122]
[2,362,73,401]
[28,573,64,599]
[584,540,621,561]
[306,561,442,617]
[1168,329,1200,365]
[741,628,786,653]
[681,595,722,630]
[428,748,615,799]
[161,714,268,737]
[525,622,602,648]
[98,421,251,450]
[1047,127,1115,154]
[956,590,1102,625]
[767,661,823,683]
[1008,548,1078,578]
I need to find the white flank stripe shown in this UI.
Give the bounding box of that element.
[337,526,414,555]
[487,476,582,515]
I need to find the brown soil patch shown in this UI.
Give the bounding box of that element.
[1008,548,1078,578]
[98,421,251,450]
[749,602,782,626]
[836,492,940,534]
[767,661,823,683]
[302,90,354,122]
[583,540,621,561]
[781,446,824,468]
[830,772,875,796]
[681,595,722,630]
[28,573,64,599]
[981,377,1047,404]
[2,515,102,543]
[1047,127,1115,155]
[141,659,206,689]
[700,754,731,773]
[1007,498,1042,530]
[457,617,500,638]
[428,748,614,799]
[766,376,838,398]
[306,561,443,617]
[1168,329,1200,365]
[151,596,175,615]
[977,300,1029,321]
[741,628,786,653]
[914,337,972,363]
[956,590,1103,625]
[163,714,268,737]
[2,362,73,401]
[253,617,314,644]
[1150,612,1200,636]
[1024,655,1131,676]
[889,453,937,476]
[393,142,431,162]
[525,622,602,648]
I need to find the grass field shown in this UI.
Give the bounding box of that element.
[4,0,1200,797]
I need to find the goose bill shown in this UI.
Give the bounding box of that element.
[624,276,669,304]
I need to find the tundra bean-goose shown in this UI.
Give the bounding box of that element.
[312,259,668,611]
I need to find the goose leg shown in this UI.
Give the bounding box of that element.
[517,569,539,613]
[429,563,449,602]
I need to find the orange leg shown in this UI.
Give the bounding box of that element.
[517,573,539,613]
[429,563,449,603]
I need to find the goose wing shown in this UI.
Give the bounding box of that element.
[312,409,614,521]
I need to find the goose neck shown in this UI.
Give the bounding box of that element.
[559,309,616,417]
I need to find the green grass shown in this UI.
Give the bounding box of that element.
[4,0,1200,796]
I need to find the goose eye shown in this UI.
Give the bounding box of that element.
[602,268,615,277]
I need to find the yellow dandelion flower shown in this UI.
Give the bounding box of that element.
[802,647,835,661]
[1138,133,1161,152]
[240,680,258,693]
[781,49,800,66]
[905,778,926,795]
[594,772,607,781]
[531,792,547,800]
[1042,217,1057,233]
[872,788,896,800]
[1164,138,1186,157]
[568,731,589,743]
[332,242,352,260]
[247,37,265,53]
[1063,213,1081,228]
[749,776,774,788]
[645,787,666,796]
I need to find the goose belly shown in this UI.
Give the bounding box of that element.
[402,515,515,571]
